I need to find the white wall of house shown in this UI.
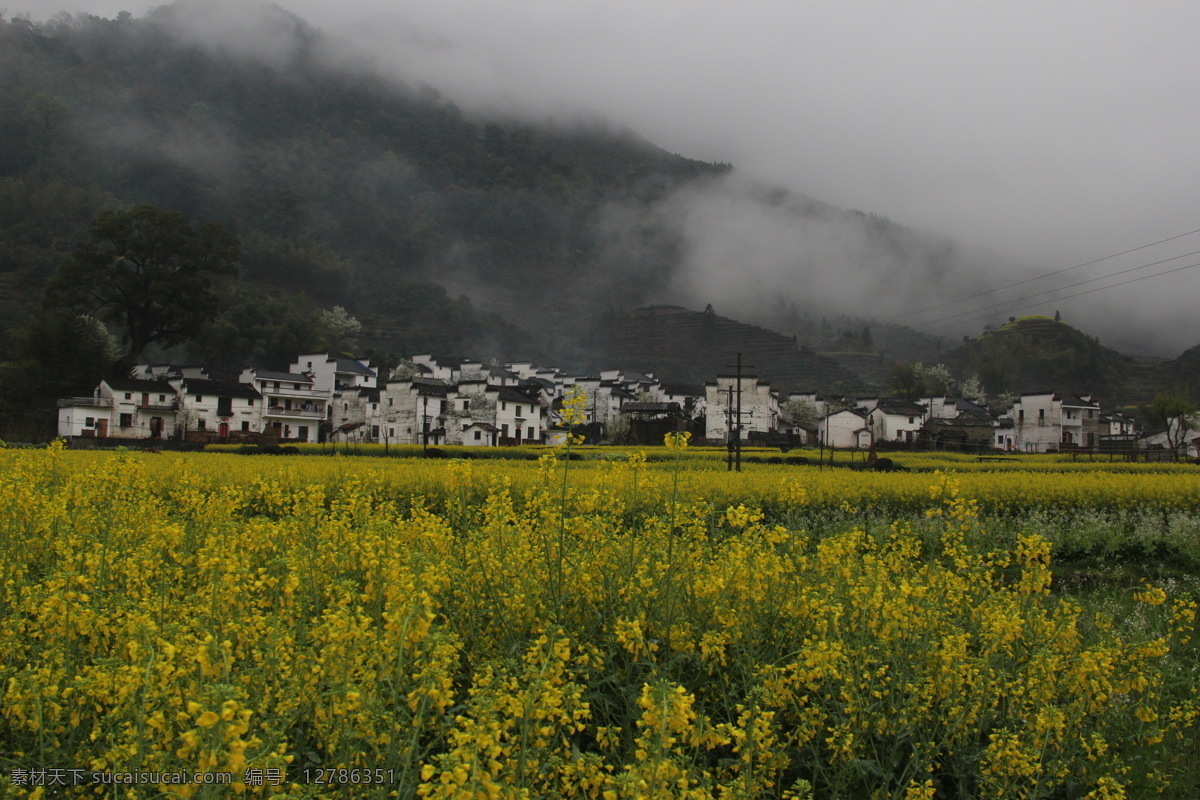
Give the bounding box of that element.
[57,398,113,438]
[293,353,377,395]
[58,380,181,440]
[331,388,381,442]
[241,369,328,443]
[820,409,871,449]
[704,377,779,442]
[170,379,263,439]
[378,381,450,445]
[919,397,958,420]
[1011,394,1062,452]
[461,422,499,446]
[102,380,179,440]
[1101,413,1137,436]
[1140,418,1200,457]
[493,388,543,443]
[1010,393,1099,451]
[443,382,495,445]
[410,355,458,383]
[869,410,923,443]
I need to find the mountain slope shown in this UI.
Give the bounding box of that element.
[589,305,866,394]
[0,4,724,361]
[943,315,1149,403]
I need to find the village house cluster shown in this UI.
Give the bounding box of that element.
[57,351,1185,454]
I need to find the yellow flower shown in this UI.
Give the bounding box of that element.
[1133,583,1167,606]
[664,431,691,451]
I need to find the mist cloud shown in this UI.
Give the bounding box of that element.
[11,0,1200,355]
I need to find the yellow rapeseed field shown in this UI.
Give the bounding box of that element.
[1,442,1198,798]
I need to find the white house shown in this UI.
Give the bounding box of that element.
[492,386,544,444]
[409,354,462,383]
[239,368,328,443]
[820,408,872,449]
[377,380,451,445]
[659,383,705,423]
[704,375,779,443]
[56,378,179,440]
[1010,392,1101,452]
[57,395,113,439]
[867,398,927,444]
[169,377,263,440]
[1139,417,1200,458]
[292,353,377,395]
[330,387,381,442]
[1099,411,1138,437]
[461,421,500,447]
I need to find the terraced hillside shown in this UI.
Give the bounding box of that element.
[590,305,867,393]
[945,316,1142,404]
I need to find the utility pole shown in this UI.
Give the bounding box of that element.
[729,352,739,472]
[726,384,735,471]
[724,352,754,473]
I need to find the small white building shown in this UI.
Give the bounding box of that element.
[868,398,927,444]
[820,408,872,449]
[57,395,113,439]
[461,421,500,447]
[914,396,957,420]
[1139,417,1200,458]
[704,375,779,443]
[659,383,705,423]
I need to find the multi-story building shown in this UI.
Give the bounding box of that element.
[704,375,780,443]
[1009,392,1101,451]
[291,353,377,395]
[169,376,262,439]
[376,379,451,445]
[239,368,328,443]
[867,398,928,443]
[57,377,179,439]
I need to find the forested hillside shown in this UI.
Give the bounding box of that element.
[942,316,1152,404]
[0,3,724,366]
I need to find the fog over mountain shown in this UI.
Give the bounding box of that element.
[10,0,1200,356]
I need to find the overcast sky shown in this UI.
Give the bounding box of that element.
[11,0,1200,353]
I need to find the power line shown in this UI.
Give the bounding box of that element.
[920,257,1200,333]
[888,226,1200,324]
[909,247,1200,330]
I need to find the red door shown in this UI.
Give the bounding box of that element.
[218,422,230,438]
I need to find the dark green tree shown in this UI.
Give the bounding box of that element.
[46,205,239,366]
[889,361,924,399]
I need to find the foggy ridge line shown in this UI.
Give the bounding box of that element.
[885,226,1200,324]
[905,246,1200,329]
[917,257,1200,334]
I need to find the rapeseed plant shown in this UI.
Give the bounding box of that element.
[0,449,1197,798]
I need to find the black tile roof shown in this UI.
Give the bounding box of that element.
[176,378,261,399]
[335,358,376,377]
[104,377,177,393]
[252,370,313,383]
